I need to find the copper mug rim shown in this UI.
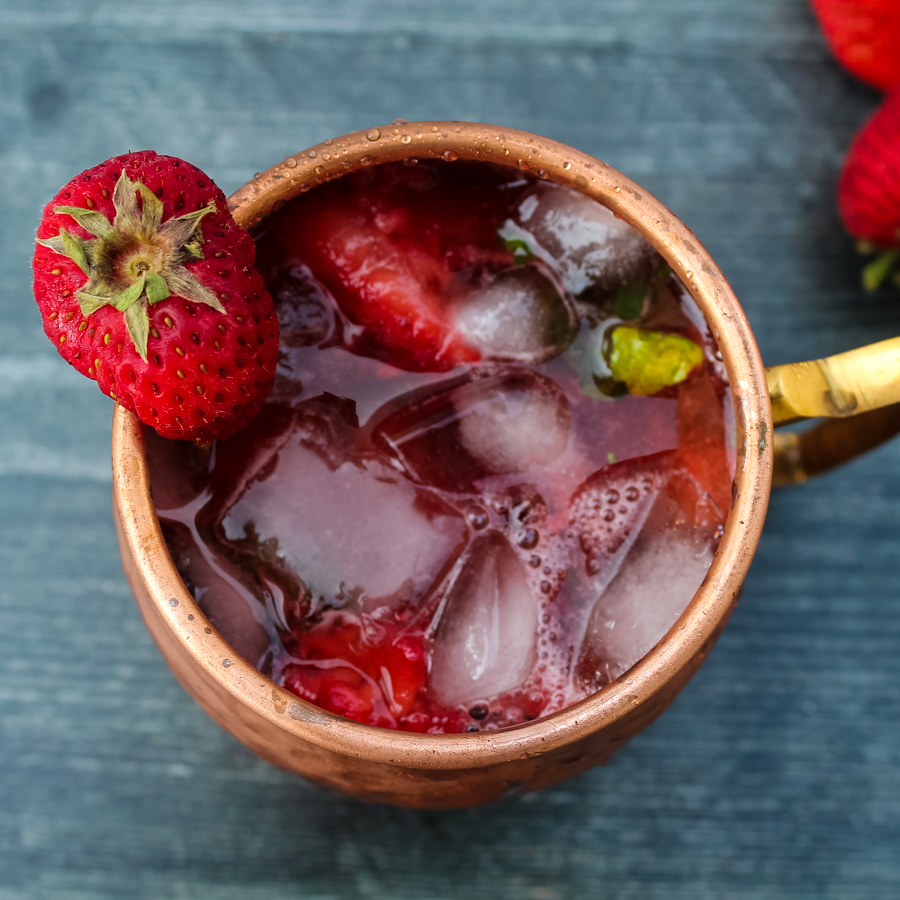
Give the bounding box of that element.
[112,121,774,793]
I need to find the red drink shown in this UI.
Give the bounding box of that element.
[148,160,734,734]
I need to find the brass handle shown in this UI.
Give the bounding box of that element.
[767,336,900,486]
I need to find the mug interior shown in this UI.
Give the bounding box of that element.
[114,121,772,775]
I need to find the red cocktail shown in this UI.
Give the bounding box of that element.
[148,159,734,734]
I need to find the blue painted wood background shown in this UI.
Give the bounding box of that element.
[1,1,899,896]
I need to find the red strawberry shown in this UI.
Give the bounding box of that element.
[569,451,675,578]
[810,0,900,92]
[838,87,900,290]
[33,151,279,440]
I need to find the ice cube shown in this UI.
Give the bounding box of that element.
[447,263,577,364]
[575,531,713,690]
[430,532,539,706]
[222,421,467,613]
[508,183,662,297]
[370,368,571,492]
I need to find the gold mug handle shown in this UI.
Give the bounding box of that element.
[767,336,900,486]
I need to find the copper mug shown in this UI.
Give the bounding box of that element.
[111,122,900,808]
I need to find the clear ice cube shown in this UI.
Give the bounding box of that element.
[447,263,577,364]
[508,183,661,297]
[575,531,713,689]
[222,429,466,613]
[370,368,571,492]
[429,532,539,706]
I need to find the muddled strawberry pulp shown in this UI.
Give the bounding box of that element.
[148,160,735,733]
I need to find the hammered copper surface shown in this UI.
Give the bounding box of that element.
[112,122,772,808]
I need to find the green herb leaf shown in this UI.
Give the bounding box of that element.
[614,282,647,319]
[606,326,703,396]
[502,237,535,265]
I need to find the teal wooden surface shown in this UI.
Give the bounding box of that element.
[1,1,899,897]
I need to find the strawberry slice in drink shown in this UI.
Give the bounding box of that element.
[256,162,529,372]
[569,450,676,585]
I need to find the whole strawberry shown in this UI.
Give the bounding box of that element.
[33,151,278,440]
[838,87,900,290]
[810,0,900,92]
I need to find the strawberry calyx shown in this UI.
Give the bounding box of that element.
[857,239,900,292]
[36,171,224,360]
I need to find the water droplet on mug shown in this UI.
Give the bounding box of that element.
[393,117,408,125]
[308,150,317,159]
[367,129,381,141]
[563,161,571,170]
[401,135,411,143]
[284,157,297,169]
[443,150,458,161]
[517,159,529,169]
[315,165,324,175]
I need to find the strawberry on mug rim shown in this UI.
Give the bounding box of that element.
[33,151,279,441]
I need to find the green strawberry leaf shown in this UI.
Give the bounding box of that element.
[145,270,171,304]
[165,266,225,312]
[76,292,111,316]
[862,250,900,292]
[124,301,150,362]
[53,205,115,239]
[606,326,703,396]
[111,274,146,312]
[112,172,142,233]
[136,183,164,233]
[36,228,93,276]
[159,201,216,248]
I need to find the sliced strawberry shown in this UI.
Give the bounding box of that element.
[668,368,732,529]
[257,162,523,372]
[569,451,675,578]
[810,0,900,92]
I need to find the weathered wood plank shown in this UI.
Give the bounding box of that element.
[1,1,898,897]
